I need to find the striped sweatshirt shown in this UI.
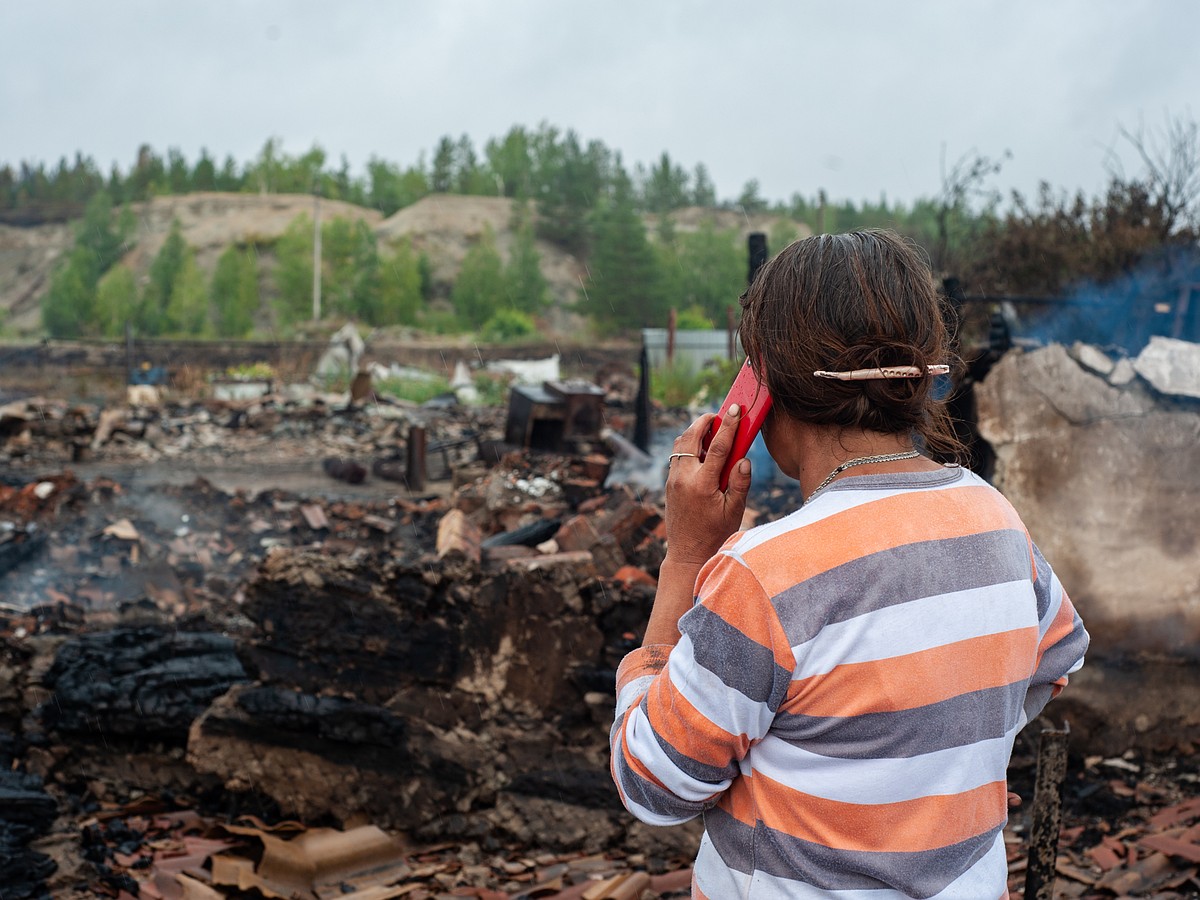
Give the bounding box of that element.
[611,467,1089,899]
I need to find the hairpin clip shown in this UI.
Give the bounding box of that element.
[813,365,950,381]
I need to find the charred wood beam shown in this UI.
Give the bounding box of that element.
[1024,722,1071,900]
[37,628,247,742]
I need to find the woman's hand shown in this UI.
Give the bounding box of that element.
[641,406,754,648]
[662,405,754,569]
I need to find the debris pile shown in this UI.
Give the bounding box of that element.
[0,390,507,482]
[1,344,1199,897]
[0,413,709,896]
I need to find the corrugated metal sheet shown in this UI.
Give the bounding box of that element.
[641,328,741,373]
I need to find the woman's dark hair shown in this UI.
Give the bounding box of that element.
[738,229,966,461]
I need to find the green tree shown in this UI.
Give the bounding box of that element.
[534,127,608,255]
[192,149,217,191]
[139,219,189,334]
[273,213,314,326]
[365,156,431,214]
[165,253,210,336]
[211,245,259,337]
[321,217,381,321]
[431,136,455,193]
[216,154,242,191]
[346,221,384,321]
[248,137,284,194]
[581,168,665,333]
[451,226,506,328]
[485,126,534,198]
[454,134,494,195]
[42,248,96,337]
[692,163,717,207]
[736,179,768,214]
[166,147,191,193]
[641,152,690,213]
[41,191,133,337]
[657,220,745,322]
[504,202,549,314]
[129,144,165,200]
[376,239,425,326]
[94,265,138,337]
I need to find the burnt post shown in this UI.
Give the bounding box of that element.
[748,233,768,285]
[1024,722,1070,900]
[634,342,651,453]
[742,233,769,361]
[406,425,426,493]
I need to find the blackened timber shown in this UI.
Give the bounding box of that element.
[1024,724,1070,900]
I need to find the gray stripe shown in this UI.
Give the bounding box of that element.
[772,530,1033,646]
[1033,616,1089,685]
[611,713,706,821]
[1031,542,1055,620]
[683,604,792,712]
[771,681,1027,758]
[651,717,741,785]
[704,805,1001,898]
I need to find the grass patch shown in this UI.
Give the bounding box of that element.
[651,357,744,409]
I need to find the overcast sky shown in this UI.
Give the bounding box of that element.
[3,0,1197,210]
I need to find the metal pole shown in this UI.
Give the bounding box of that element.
[666,308,677,366]
[1024,723,1070,900]
[727,305,736,360]
[312,194,322,321]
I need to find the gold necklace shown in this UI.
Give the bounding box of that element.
[805,449,921,503]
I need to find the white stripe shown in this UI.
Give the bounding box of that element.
[927,831,1008,900]
[1040,572,1065,638]
[620,791,694,827]
[693,830,1007,898]
[616,674,655,717]
[792,580,1038,679]
[727,472,971,560]
[668,633,776,741]
[623,704,732,803]
[749,730,1018,804]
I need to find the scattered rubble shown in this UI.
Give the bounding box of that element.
[1,345,1198,897]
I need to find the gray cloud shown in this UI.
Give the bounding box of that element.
[3,0,1197,207]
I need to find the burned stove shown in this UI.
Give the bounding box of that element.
[504,380,606,453]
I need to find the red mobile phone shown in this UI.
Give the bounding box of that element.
[702,360,773,490]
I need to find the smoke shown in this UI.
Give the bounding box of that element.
[1013,245,1200,353]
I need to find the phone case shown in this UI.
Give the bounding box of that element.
[702,360,773,490]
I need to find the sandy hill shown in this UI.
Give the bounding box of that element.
[0,192,807,336]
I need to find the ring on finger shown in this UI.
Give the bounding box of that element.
[668,452,698,461]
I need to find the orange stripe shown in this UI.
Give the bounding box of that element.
[719,772,1008,852]
[619,722,670,792]
[695,557,793,670]
[1036,594,1078,667]
[615,646,672,693]
[787,628,1040,716]
[743,486,1025,596]
[644,673,749,768]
